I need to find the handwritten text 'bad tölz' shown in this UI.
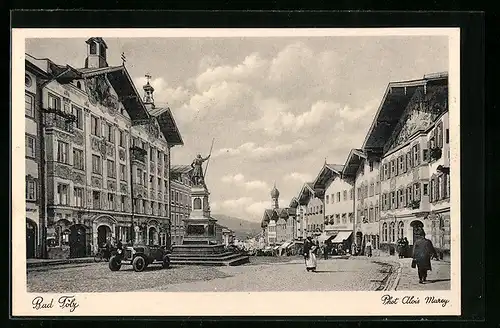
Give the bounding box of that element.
[32,295,79,312]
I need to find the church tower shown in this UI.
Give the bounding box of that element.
[270,183,280,209]
[142,73,155,110]
[84,37,108,69]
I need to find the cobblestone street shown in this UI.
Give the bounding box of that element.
[27,256,399,293]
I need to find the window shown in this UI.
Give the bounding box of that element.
[108,193,115,210]
[56,184,69,205]
[390,191,396,209]
[107,124,115,143]
[398,221,404,239]
[342,213,347,224]
[90,41,97,54]
[26,179,36,201]
[438,175,444,200]
[337,192,341,202]
[72,149,84,170]
[382,223,388,242]
[369,161,374,172]
[407,186,413,204]
[413,183,421,201]
[74,187,84,207]
[136,168,142,184]
[57,141,69,164]
[336,214,341,224]
[413,144,420,165]
[157,178,161,190]
[390,160,396,177]
[99,44,106,58]
[25,135,35,158]
[326,195,329,204]
[93,191,100,209]
[92,154,102,174]
[343,190,347,201]
[375,204,379,221]
[349,188,354,200]
[119,130,125,147]
[107,159,116,178]
[382,163,388,180]
[398,189,404,208]
[25,93,34,117]
[91,116,100,136]
[389,222,396,243]
[446,129,450,144]
[48,93,61,110]
[423,183,428,196]
[398,156,404,174]
[72,105,83,130]
[150,148,155,161]
[143,172,147,186]
[120,164,126,181]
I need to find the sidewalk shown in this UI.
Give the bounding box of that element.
[27,257,95,268]
[394,258,451,290]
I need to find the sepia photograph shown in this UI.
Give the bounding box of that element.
[12,27,461,316]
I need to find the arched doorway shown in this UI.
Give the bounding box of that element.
[410,220,424,244]
[148,226,158,245]
[97,225,111,248]
[26,219,37,258]
[70,225,87,258]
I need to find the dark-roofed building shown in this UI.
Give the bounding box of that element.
[261,184,296,250]
[312,163,354,249]
[362,73,450,259]
[30,37,184,259]
[170,164,193,245]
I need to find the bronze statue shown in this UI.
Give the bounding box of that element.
[191,154,210,186]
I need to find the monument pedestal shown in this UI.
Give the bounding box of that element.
[170,184,249,266]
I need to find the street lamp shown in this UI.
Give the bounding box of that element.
[129,145,147,246]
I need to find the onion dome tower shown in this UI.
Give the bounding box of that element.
[270,182,280,209]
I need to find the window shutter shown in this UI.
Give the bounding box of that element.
[408,151,413,168]
[416,143,421,165]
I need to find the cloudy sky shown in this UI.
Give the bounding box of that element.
[26,35,448,222]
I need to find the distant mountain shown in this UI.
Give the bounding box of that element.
[212,214,262,240]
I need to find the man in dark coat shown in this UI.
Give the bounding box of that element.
[412,228,439,284]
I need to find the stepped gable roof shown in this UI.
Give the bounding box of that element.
[362,72,448,150]
[342,149,367,177]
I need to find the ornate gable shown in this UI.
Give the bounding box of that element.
[385,85,448,152]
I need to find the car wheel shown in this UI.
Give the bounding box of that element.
[132,256,146,272]
[109,256,122,271]
[162,255,170,269]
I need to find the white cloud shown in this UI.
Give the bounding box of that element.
[133,76,191,108]
[284,172,314,183]
[195,53,268,92]
[245,201,270,217]
[221,197,254,210]
[214,139,308,161]
[221,173,269,191]
[218,197,270,220]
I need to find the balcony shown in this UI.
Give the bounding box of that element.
[44,109,76,134]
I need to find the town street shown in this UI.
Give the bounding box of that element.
[28,257,402,293]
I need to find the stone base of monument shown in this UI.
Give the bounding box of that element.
[170,244,250,266]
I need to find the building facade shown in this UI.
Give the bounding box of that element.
[313,164,355,247]
[261,185,295,247]
[343,149,382,254]
[296,182,324,237]
[27,37,183,259]
[362,72,450,258]
[25,59,49,258]
[170,165,193,246]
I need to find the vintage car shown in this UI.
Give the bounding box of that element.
[109,244,171,272]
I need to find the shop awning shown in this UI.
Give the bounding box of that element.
[279,241,294,249]
[317,233,329,244]
[273,245,281,250]
[331,231,352,243]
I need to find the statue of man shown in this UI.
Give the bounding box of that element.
[191,154,210,185]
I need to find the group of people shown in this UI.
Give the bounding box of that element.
[302,228,440,284]
[99,238,124,260]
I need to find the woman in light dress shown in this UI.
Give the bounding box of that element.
[303,235,319,272]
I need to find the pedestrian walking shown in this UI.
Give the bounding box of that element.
[412,227,439,284]
[303,235,319,272]
[323,242,329,260]
[403,237,409,258]
[365,239,373,257]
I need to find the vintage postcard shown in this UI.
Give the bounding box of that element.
[12,27,460,316]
